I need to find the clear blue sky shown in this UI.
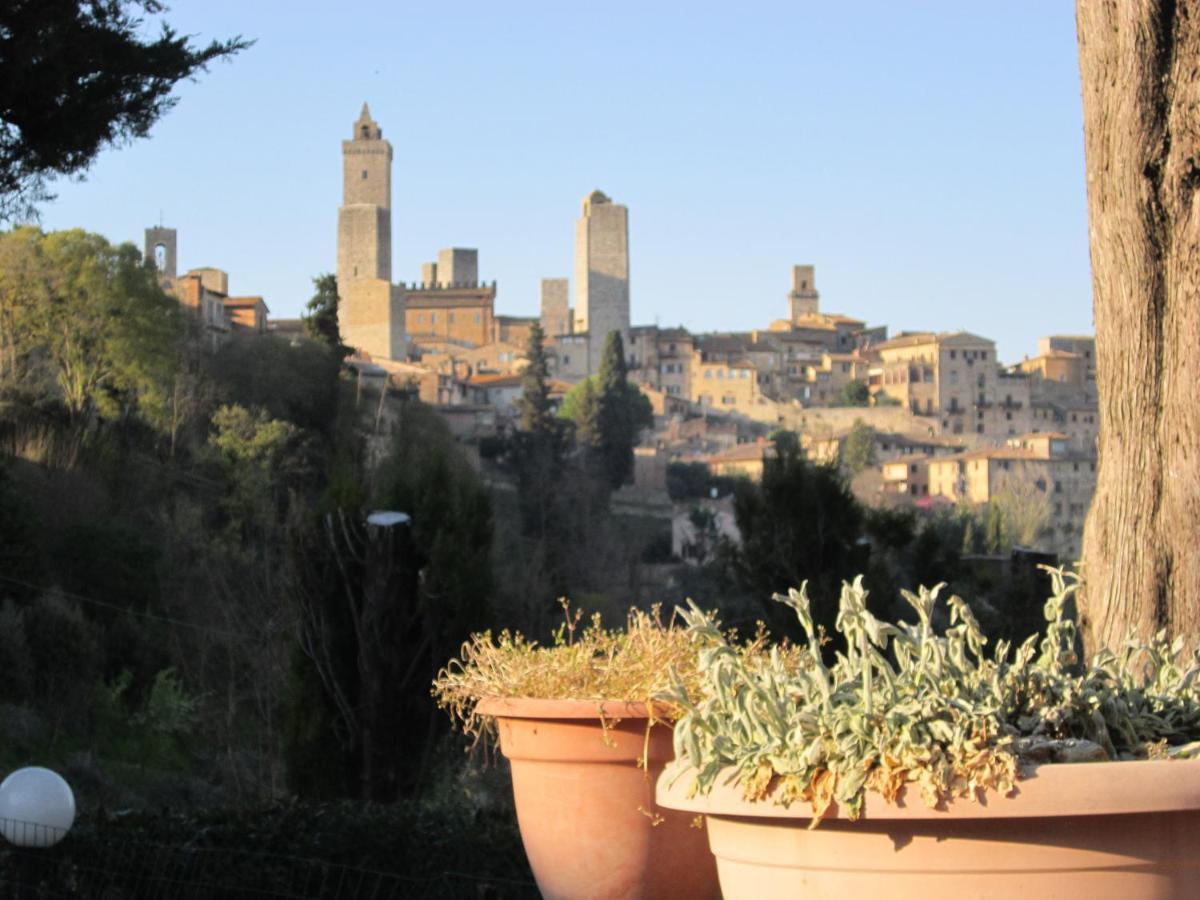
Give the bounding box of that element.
[39,1,1091,364]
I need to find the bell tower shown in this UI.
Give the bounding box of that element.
[337,103,392,285]
[337,103,405,360]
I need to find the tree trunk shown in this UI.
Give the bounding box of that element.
[1076,0,1200,652]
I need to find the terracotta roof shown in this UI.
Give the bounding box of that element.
[886,453,933,465]
[789,316,838,332]
[820,312,867,326]
[873,330,995,352]
[467,373,523,387]
[1010,431,1071,442]
[697,333,754,354]
[224,295,268,312]
[706,442,774,464]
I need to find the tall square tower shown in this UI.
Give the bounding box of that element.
[337,104,405,360]
[574,190,630,373]
[789,264,820,321]
[540,278,571,338]
[436,248,478,287]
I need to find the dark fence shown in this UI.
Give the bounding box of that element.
[0,839,537,899]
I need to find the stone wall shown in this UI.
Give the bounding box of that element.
[540,278,570,337]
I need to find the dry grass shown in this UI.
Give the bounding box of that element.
[433,601,764,745]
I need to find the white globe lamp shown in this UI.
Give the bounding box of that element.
[0,767,76,848]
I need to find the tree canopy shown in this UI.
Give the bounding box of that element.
[560,332,653,489]
[730,435,864,637]
[0,1,249,220]
[303,274,350,361]
[837,379,870,407]
[0,227,181,423]
[841,419,877,475]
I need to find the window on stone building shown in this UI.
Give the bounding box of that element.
[950,350,957,360]
[431,313,437,324]
[449,313,456,324]
[976,424,984,433]
[362,170,368,179]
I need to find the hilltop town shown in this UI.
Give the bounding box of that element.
[143,104,1098,561]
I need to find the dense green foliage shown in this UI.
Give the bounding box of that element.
[0,228,497,820]
[666,460,741,501]
[729,435,865,634]
[559,332,653,489]
[303,273,351,360]
[841,419,876,474]
[836,378,870,406]
[0,227,181,424]
[0,1,249,220]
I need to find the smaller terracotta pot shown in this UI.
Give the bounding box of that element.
[657,759,1200,900]
[477,697,719,900]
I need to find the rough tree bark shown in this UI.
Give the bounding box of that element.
[1076,1,1200,652]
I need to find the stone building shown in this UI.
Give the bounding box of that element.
[404,275,497,347]
[574,190,630,374]
[691,348,764,416]
[1039,335,1096,377]
[540,278,571,338]
[868,331,1031,437]
[1018,349,1089,389]
[926,432,1096,559]
[336,104,406,361]
[788,264,819,321]
[627,326,694,399]
[144,227,269,351]
[550,333,591,382]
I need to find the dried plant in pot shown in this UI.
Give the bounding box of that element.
[656,570,1200,900]
[433,604,735,900]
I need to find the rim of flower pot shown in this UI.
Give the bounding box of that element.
[475,696,677,720]
[657,758,1200,820]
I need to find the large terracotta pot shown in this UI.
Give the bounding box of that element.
[657,759,1200,899]
[477,698,719,900]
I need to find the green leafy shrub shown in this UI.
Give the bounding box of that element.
[666,570,1200,823]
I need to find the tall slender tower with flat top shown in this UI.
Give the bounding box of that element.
[574,190,630,374]
[337,104,405,360]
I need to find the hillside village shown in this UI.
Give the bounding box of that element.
[144,104,1098,561]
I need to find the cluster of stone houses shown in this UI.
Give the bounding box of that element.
[149,104,1100,562]
[144,227,270,352]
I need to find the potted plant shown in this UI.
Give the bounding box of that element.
[657,570,1200,899]
[433,604,737,900]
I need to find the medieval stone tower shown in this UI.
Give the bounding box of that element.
[144,226,177,288]
[574,190,630,373]
[788,264,819,321]
[337,104,405,361]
